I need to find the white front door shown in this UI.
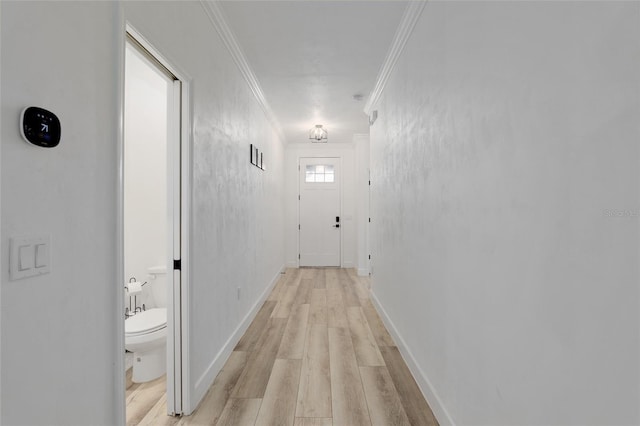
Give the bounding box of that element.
[299,157,341,267]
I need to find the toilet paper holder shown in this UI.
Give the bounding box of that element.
[125,277,147,318]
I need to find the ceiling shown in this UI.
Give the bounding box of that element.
[219,1,408,144]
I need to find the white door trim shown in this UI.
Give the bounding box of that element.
[168,78,182,415]
[115,11,126,424]
[298,156,343,267]
[121,23,193,416]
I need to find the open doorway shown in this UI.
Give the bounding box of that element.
[123,29,187,420]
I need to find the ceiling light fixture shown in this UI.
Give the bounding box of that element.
[309,124,328,142]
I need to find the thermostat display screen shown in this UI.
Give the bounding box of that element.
[21,106,61,148]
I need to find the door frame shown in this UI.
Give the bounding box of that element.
[297,156,343,267]
[117,23,192,418]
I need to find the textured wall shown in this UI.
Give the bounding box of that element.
[370,2,639,424]
[354,134,370,275]
[123,1,286,411]
[1,2,121,424]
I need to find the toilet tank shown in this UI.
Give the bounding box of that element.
[147,265,168,308]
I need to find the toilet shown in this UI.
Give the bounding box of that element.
[125,265,168,383]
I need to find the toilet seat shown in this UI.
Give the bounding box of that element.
[125,308,167,337]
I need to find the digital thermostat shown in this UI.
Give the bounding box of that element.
[20,106,61,148]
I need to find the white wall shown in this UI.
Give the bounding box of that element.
[0,5,3,422]
[284,143,356,268]
[369,2,639,425]
[122,1,285,412]
[124,44,168,309]
[354,134,370,276]
[1,2,121,424]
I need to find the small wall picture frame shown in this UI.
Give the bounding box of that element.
[250,144,265,171]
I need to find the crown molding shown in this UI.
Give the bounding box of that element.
[200,0,287,143]
[364,1,427,116]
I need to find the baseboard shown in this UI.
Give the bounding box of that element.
[343,261,355,268]
[370,291,455,426]
[357,267,369,276]
[189,265,284,413]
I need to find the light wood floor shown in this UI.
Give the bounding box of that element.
[126,268,438,426]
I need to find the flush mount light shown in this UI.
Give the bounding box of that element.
[309,124,328,142]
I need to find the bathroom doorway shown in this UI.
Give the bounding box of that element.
[123,28,189,418]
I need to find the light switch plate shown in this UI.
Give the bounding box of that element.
[9,235,51,280]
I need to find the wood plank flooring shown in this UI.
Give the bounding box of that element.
[126,373,179,426]
[126,268,438,426]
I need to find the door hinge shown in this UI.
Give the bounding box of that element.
[298,165,300,171]
[298,254,301,260]
[298,224,301,230]
[369,180,371,185]
[173,259,181,270]
[298,195,300,201]
[369,217,371,223]
[369,255,371,260]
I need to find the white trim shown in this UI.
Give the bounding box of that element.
[0,2,2,419]
[125,25,191,86]
[357,268,369,277]
[191,266,285,406]
[168,79,182,415]
[200,0,286,144]
[297,160,300,269]
[339,156,344,268]
[363,1,427,115]
[180,68,194,416]
[370,291,454,426]
[115,5,126,424]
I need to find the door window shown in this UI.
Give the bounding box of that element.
[305,164,335,183]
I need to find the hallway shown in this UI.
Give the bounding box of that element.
[128,268,438,425]
[2,2,638,425]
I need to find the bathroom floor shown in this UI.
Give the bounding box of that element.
[125,351,133,371]
[126,369,179,426]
